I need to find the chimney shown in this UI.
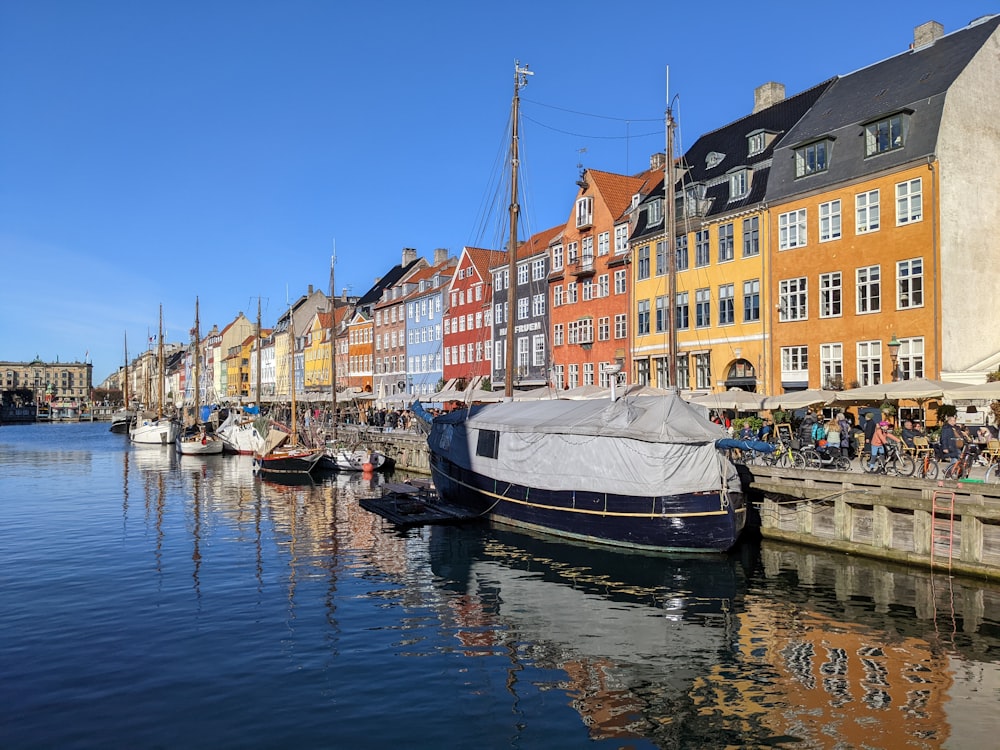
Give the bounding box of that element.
[402,247,417,266]
[913,20,944,49]
[434,247,449,266]
[649,152,666,169]
[341,288,348,302]
[753,82,785,114]
[308,284,313,295]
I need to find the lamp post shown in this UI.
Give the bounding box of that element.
[887,334,901,382]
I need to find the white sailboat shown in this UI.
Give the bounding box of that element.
[217,298,267,455]
[177,297,223,455]
[130,305,181,445]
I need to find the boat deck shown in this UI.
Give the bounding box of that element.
[359,481,482,527]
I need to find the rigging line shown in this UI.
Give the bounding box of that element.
[522,97,661,123]
[522,113,661,141]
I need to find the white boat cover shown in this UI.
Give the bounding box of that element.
[430,392,736,497]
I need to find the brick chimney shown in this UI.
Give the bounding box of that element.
[649,152,666,169]
[434,248,449,266]
[913,20,944,49]
[307,284,313,295]
[753,82,785,114]
[402,247,417,266]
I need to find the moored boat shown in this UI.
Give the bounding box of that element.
[131,305,180,445]
[175,297,224,456]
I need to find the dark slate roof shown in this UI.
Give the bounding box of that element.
[767,15,1000,202]
[357,257,423,307]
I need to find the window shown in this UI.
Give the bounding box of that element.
[476,429,500,459]
[532,335,545,367]
[856,265,881,314]
[675,291,689,330]
[568,364,579,389]
[597,274,609,297]
[637,299,650,336]
[676,235,689,269]
[897,337,925,380]
[567,242,578,264]
[742,217,759,257]
[614,224,629,254]
[655,295,668,333]
[567,282,577,303]
[743,279,760,322]
[695,288,710,327]
[553,285,563,307]
[552,244,564,270]
[516,264,528,285]
[856,340,882,386]
[576,196,593,228]
[819,199,841,242]
[820,343,843,389]
[581,236,593,265]
[553,323,564,346]
[695,230,710,266]
[647,199,663,225]
[637,245,650,280]
[718,284,734,325]
[896,178,922,225]
[517,297,529,320]
[598,316,610,341]
[532,294,545,317]
[532,258,545,280]
[819,272,842,318]
[614,313,627,339]
[598,231,610,256]
[694,353,711,389]
[517,337,529,369]
[581,280,593,301]
[567,320,578,345]
[778,209,807,249]
[781,346,809,379]
[729,170,748,200]
[676,354,690,390]
[747,131,766,156]
[583,362,595,386]
[718,223,734,262]
[856,190,880,233]
[897,258,923,309]
[614,269,627,295]
[778,277,807,321]
[794,140,828,177]
[655,240,668,276]
[865,114,904,156]
[553,364,564,390]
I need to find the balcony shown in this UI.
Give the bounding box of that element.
[568,255,596,278]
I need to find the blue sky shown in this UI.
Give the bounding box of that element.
[2,1,995,384]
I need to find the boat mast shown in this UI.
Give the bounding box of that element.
[123,331,129,409]
[505,60,532,399]
[289,304,297,446]
[255,297,262,407]
[157,304,164,420]
[328,251,338,443]
[665,67,677,388]
[193,296,201,424]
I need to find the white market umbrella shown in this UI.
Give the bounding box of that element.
[760,389,837,410]
[689,388,763,411]
[946,381,1000,400]
[832,377,968,403]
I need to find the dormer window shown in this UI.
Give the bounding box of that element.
[631,193,641,209]
[747,131,766,156]
[864,113,907,156]
[728,169,750,200]
[576,196,593,229]
[706,151,725,169]
[794,139,831,178]
[646,198,663,225]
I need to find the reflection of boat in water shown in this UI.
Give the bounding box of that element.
[429,525,744,743]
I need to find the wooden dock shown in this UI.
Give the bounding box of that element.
[359,481,482,527]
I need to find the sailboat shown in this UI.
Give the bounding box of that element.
[177,297,223,455]
[130,305,181,445]
[253,302,323,475]
[217,297,267,455]
[413,62,745,553]
[109,332,134,434]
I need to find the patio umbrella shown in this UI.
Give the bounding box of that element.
[689,388,763,411]
[832,377,968,403]
[760,389,837,410]
[945,381,1000,400]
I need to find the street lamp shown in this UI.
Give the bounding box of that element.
[887,334,901,381]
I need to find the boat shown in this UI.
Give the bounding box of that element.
[217,299,267,455]
[323,446,392,472]
[109,332,134,434]
[130,305,181,445]
[177,297,224,455]
[253,303,323,475]
[414,62,745,553]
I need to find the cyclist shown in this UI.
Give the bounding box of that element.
[867,420,902,471]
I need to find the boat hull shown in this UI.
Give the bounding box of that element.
[429,453,745,553]
[253,449,323,475]
[176,435,224,455]
[130,419,181,445]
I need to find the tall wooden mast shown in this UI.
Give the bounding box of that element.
[328,251,338,443]
[505,60,532,398]
[665,69,677,388]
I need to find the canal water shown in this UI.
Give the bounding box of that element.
[2,422,1000,749]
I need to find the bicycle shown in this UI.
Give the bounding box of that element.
[748,440,806,469]
[800,446,852,471]
[943,443,977,480]
[913,448,939,480]
[863,442,915,477]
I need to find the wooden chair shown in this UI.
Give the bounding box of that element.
[910,435,933,457]
[981,438,1000,466]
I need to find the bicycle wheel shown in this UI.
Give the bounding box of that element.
[834,456,852,471]
[800,449,821,469]
[862,455,879,473]
[889,454,915,477]
[944,460,961,480]
[791,450,807,469]
[917,457,939,480]
[987,462,1000,483]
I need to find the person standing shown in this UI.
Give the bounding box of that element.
[938,414,962,468]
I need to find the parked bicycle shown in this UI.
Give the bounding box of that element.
[800,446,852,471]
[745,439,806,469]
[863,442,915,477]
[913,448,939,480]
[943,443,977,480]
